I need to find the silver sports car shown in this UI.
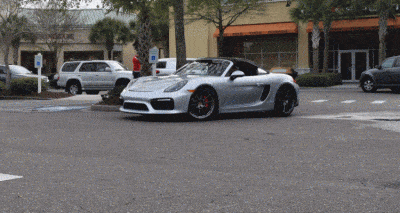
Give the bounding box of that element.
[120,58,299,120]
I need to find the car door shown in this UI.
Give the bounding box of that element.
[220,74,266,109]
[390,57,400,85]
[79,62,98,88]
[94,62,114,89]
[374,57,395,85]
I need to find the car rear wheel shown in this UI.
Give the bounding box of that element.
[273,86,295,117]
[361,78,377,93]
[67,82,82,95]
[188,88,218,120]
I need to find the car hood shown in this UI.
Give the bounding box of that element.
[127,75,195,92]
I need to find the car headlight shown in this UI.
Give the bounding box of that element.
[164,80,188,92]
[122,79,138,93]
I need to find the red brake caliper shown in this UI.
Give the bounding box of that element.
[204,96,209,108]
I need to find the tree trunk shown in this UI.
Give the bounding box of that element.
[137,16,153,76]
[311,22,321,73]
[13,42,20,65]
[378,13,388,65]
[173,0,187,70]
[4,44,12,90]
[322,22,331,73]
[218,26,225,57]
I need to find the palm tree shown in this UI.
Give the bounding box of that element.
[89,17,134,60]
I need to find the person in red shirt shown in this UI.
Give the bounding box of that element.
[132,55,141,78]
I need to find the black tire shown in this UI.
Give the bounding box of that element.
[273,86,296,117]
[188,87,218,120]
[86,90,100,95]
[361,77,377,93]
[67,81,82,95]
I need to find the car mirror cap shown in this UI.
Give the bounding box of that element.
[375,65,382,69]
[105,67,112,72]
[229,70,245,80]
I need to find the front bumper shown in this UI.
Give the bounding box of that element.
[119,89,192,115]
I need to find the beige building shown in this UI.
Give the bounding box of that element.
[170,0,400,82]
[0,9,137,76]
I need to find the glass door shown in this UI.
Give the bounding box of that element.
[338,50,369,81]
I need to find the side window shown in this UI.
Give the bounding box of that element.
[96,62,110,72]
[79,63,96,72]
[156,61,167,69]
[0,67,5,74]
[61,62,79,72]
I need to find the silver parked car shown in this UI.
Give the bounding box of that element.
[120,58,299,120]
[0,65,49,83]
[57,60,133,95]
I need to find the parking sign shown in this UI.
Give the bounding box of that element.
[149,47,159,63]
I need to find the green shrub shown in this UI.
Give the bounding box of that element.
[100,85,125,105]
[10,77,49,95]
[296,73,342,87]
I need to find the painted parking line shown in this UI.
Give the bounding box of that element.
[311,100,328,103]
[33,106,90,112]
[341,100,356,104]
[0,173,23,182]
[371,100,386,104]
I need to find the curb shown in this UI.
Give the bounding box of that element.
[90,104,121,112]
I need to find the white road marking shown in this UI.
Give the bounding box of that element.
[371,100,386,104]
[311,100,328,103]
[302,111,400,133]
[341,100,356,104]
[0,173,23,182]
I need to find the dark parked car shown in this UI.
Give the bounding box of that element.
[0,65,48,83]
[360,56,400,93]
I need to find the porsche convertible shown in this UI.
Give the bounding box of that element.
[120,58,299,120]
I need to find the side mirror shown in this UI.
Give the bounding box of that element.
[229,70,245,80]
[375,65,382,70]
[105,67,112,72]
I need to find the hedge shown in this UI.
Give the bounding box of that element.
[10,77,49,95]
[296,73,342,87]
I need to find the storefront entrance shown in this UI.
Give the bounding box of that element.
[338,50,369,82]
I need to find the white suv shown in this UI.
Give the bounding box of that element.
[57,60,133,95]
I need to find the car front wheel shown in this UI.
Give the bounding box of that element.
[273,86,296,117]
[361,78,377,93]
[188,88,218,120]
[67,82,82,95]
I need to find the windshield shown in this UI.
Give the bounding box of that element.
[175,60,230,76]
[11,65,32,74]
[108,61,128,71]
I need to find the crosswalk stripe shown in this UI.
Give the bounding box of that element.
[0,173,23,182]
[371,100,386,104]
[341,100,356,104]
[311,100,328,103]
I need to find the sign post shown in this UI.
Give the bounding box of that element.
[149,47,159,76]
[34,53,43,93]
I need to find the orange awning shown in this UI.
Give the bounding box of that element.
[213,22,298,37]
[306,17,400,32]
